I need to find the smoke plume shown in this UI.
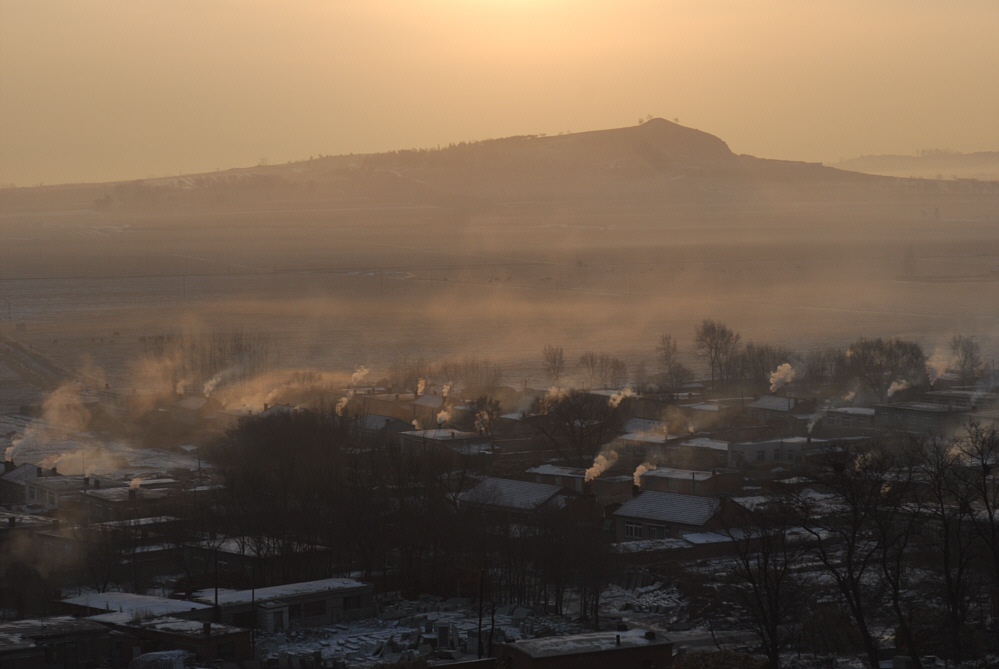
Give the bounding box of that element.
[887,379,909,398]
[769,363,795,393]
[351,365,370,386]
[608,388,635,409]
[585,449,619,482]
[633,462,657,486]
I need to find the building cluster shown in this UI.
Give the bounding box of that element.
[1,369,998,669]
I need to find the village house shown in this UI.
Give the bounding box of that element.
[24,474,126,514]
[525,464,634,503]
[459,477,566,525]
[638,467,743,496]
[820,406,876,431]
[1,461,42,505]
[0,616,113,669]
[746,395,815,433]
[874,401,973,435]
[96,617,252,665]
[727,436,835,468]
[399,428,494,455]
[613,490,747,541]
[350,413,413,448]
[496,627,673,669]
[191,577,376,630]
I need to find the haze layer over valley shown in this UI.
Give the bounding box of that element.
[2,119,998,412]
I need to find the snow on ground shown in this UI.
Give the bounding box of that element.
[254,598,590,667]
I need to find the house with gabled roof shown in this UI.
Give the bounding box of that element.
[612,490,748,541]
[458,477,565,523]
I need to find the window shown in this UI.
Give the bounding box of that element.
[756,450,766,462]
[649,526,667,540]
[624,522,643,539]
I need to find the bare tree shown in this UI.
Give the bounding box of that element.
[724,493,805,669]
[949,334,982,385]
[578,351,599,389]
[846,336,927,403]
[694,319,741,391]
[542,344,566,390]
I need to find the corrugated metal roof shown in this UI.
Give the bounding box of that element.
[613,490,720,526]
[461,477,562,511]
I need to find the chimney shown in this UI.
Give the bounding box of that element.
[8,517,14,528]
[263,403,269,411]
[51,466,57,476]
[36,467,42,477]
[615,634,621,646]
[203,621,211,637]
[83,476,89,489]
[128,488,137,500]
[644,630,656,640]
[632,484,641,497]
[3,460,14,474]
[94,478,101,489]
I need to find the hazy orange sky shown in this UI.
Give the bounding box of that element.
[2,0,997,186]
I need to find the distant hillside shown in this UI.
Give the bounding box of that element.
[3,119,996,213]
[832,151,999,181]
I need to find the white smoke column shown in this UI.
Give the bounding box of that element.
[545,386,566,402]
[925,348,954,386]
[585,450,619,482]
[633,462,657,486]
[769,363,796,393]
[436,408,452,426]
[441,383,453,398]
[411,419,420,429]
[351,365,370,386]
[887,380,909,398]
[335,396,350,417]
[842,391,857,403]
[608,388,635,409]
[416,378,426,395]
[129,476,142,490]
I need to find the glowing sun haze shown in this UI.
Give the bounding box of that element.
[1,0,997,185]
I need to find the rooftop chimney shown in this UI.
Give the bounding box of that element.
[128,488,137,500]
[203,621,211,637]
[3,460,14,474]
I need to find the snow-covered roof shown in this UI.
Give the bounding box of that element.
[680,437,729,451]
[355,414,409,431]
[460,478,563,512]
[621,417,668,434]
[747,396,797,412]
[1,463,39,484]
[525,464,585,479]
[681,531,735,545]
[401,429,480,441]
[614,491,721,527]
[827,407,875,416]
[640,467,715,482]
[172,396,209,411]
[61,592,211,617]
[507,628,670,658]
[413,394,444,407]
[193,577,369,607]
[620,432,669,444]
